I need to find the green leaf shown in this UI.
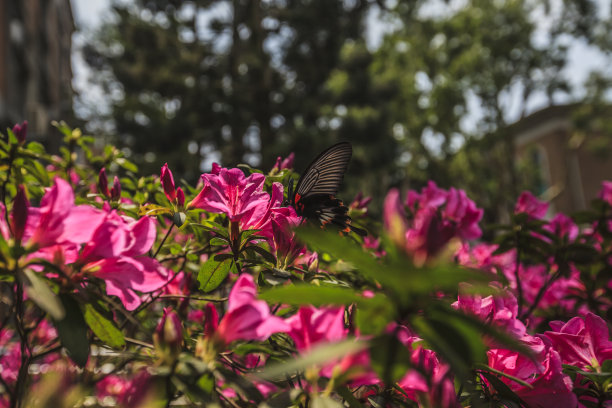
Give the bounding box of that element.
[336,387,364,408]
[354,295,394,335]
[115,157,138,173]
[55,294,90,367]
[247,245,277,264]
[369,334,412,384]
[19,269,65,320]
[311,396,344,408]
[82,302,125,349]
[257,339,367,381]
[260,284,362,306]
[240,229,263,245]
[25,141,46,154]
[209,237,229,246]
[7,128,17,145]
[138,203,172,217]
[478,370,528,407]
[198,257,233,292]
[296,227,489,300]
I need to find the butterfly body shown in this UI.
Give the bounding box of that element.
[288,142,366,236]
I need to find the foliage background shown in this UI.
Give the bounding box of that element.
[75,0,612,217]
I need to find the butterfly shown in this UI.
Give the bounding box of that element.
[285,142,367,236]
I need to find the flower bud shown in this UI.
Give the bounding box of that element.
[160,163,176,202]
[383,189,407,247]
[110,176,121,201]
[11,186,28,242]
[98,168,110,198]
[203,303,219,338]
[12,121,27,145]
[176,187,185,208]
[154,308,183,363]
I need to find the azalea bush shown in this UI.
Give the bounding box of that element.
[0,121,611,408]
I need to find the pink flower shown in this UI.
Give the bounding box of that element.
[272,152,295,171]
[269,205,303,267]
[543,213,579,241]
[442,188,483,240]
[514,191,548,219]
[203,303,219,338]
[286,306,347,351]
[24,178,105,250]
[349,192,372,215]
[176,187,185,208]
[384,183,483,262]
[544,313,612,370]
[78,211,170,310]
[599,181,612,206]
[96,370,154,407]
[504,263,584,316]
[487,335,576,407]
[452,283,526,339]
[0,330,21,385]
[396,331,459,407]
[192,167,268,224]
[215,274,289,344]
[154,308,183,361]
[383,188,407,247]
[161,163,177,202]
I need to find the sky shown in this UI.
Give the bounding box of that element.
[69,0,612,137]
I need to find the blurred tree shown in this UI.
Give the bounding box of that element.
[83,0,612,219]
[83,0,371,180]
[361,0,611,221]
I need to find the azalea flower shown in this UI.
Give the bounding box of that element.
[210,274,289,344]
[286,306,347,351]
[78,210,170,310]
[395,327,459,407]
[192,166,269,226]
[514,191,548,219]
[383,183,483,262]
[487,334,576,407]
[544,313,612,370]
[452,283,526,339]
[24,178,105,249]
[271,152,295,172]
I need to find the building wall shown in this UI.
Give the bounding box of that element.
[514,107,612,216]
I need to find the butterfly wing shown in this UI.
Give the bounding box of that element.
[292,142,367,236]
[294,142,353,199]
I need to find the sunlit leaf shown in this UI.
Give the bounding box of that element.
[19,269,65,320]
[82,302,125,349]
[198,257,233,292]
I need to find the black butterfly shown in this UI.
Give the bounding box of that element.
[285,142,367,236]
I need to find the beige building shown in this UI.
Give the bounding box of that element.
[512,104,612,215]
[0,0,74,138]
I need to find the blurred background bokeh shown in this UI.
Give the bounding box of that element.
[2,0,612,225]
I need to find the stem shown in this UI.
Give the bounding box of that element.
[521,268,562,321]
[154,224,175,258]
[513,235,524,315]
[1,147,16,228]
[11,282,31,408]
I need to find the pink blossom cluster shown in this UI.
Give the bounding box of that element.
[2,130,612,408]
[384,181,483,262]
[2,178,170,311]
